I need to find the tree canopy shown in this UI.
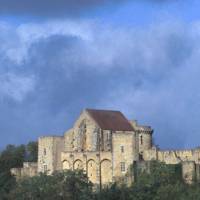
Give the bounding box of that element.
[9,170,93,200]
[0,142,38,200]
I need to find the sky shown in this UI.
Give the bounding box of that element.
[0,0,200,150]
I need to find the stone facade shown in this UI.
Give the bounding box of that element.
[11,162,38,180]
[38,136,64,174]
[11,109,200,184]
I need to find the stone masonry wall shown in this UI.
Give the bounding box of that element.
[38,136,64,174]
[72,110,99,152]
[64,129,74,152]
[182,161,196,184]
[143,147,200,183]
[11,162,37,180]
[144,148,200,164]
[112,131,135,181]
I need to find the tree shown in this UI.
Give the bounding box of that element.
[25,141,38,162]
[0,142,38,199]
[0,145,26,172]
[94,183,131,200]
[129,161,184,200]
[9,170,93,200]
[0,171,16,200]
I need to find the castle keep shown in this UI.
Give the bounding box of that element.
[11,109,200,184]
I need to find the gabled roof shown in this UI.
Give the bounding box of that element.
[86,109,134,131]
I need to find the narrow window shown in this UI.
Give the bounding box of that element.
[44,165,47,172]
[139,153,144,161]
[106,132,110,141]
[120,162,126,172]
[140,135,143,145]
[44,148,46,155]
[121,146,124,153]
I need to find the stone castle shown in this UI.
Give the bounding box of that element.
[11,109,200,184]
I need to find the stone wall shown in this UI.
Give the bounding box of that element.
[129,120,153,157]
[64,129,74,152]
[144,148,200,165]
[11,162,38,179]
[38,136,64,174]
[71,110,99,152]
[182,161,196,184]
[61,151,112,185]
[112,131,136,181]
[138,132,152,155]
[143,146,157,161]
[143,147,200,183]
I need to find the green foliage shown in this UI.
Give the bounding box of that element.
[9,170,93,200]
[0,141,38,199]
[0,144,25,200]
[25,141,38,162]
[0,141,38,173]
[129,160,200,200]
[0,145,26,172]
[94,183,131,200]
[0,171,16,200]
[134,160,182,187]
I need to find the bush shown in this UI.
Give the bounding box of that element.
[9,170,93,200]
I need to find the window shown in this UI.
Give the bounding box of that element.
[44,148,46,155]
[139,153,144,161]
[140,135,143,145]
[106,132,110,141]
[121,146,124,153]
[120,162,126,172]
[44,165,47,172]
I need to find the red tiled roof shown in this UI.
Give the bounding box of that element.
[86,109,134,131]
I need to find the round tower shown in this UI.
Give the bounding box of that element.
[137,126,153,160]
[130,120,153,161]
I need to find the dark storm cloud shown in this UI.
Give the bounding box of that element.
[0,0,124,17]
[0,0,177,17]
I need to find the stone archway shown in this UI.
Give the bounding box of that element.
[63,160,70,170]
[73,159,83,170]
[100,159,112,184]
[87,159,97,183]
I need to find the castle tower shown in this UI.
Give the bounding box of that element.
[38,136,64,174]
[130,120,153,160]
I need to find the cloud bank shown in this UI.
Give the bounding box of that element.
[0,0,125,17]
[0,0,177,17]
[0,19,199,149]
